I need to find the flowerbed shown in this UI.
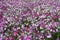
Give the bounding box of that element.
[0,0,60,40]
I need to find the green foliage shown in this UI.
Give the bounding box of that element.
[54,18,59,22]
[45,29,60,40]
[22,19,31,25]
[56,29,60,37]
[13,36,18,40]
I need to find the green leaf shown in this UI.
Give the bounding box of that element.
[51,33,57,40]
[13,36,18,40]
[54,18,58,22]
[6,31,10,36]
[56,29,60,37]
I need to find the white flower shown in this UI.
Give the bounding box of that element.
[40,15,46,18]
[41,30,44,33]
[47,34,51,38]
[40,27,44,29]
[59,18,60,21]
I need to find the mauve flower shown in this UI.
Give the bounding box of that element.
[0,0,60,40]
[0,0,3,1]
[0,14,3,20]
[34,13,39,17]
[13,27,17,31]
[9,36,13,40]
[24,35,32,40]
[45,13,50,16]
[0,34,2,40]
[5,37,8,40]
[19,35,24,40]
[45,25,51,30]
[56,37,60,40]
[0,37,2,40]
[0,3,7,10]
[0,26,4,32]
[29,26,33,33]
[40,15,46,18]
[13,31,17,36]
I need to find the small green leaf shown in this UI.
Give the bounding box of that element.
[54,18,58,22]
[13,36,18,40]
[56,29,60,37]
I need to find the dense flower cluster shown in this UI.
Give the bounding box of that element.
[0,0,60,40]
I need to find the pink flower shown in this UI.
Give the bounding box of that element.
[45,25,50,30]
[0,3,7,10]
[53,15,57,19]
[5,37,8,40]
[56,37,60,40]
[24,35,32,40]
[13,31,17,36]
[9,36,13,40]
[0,14,3,20]
[19,35,24,40]
[0,37,2,40]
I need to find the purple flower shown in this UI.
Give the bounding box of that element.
[56,37,60,40]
